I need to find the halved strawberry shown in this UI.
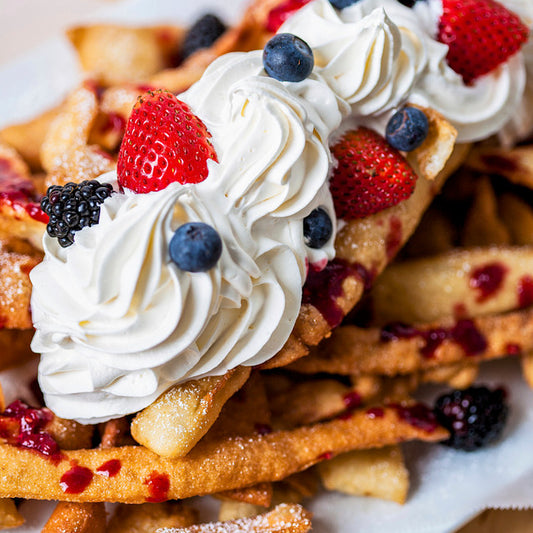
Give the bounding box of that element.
[438,0,529,85]
[266,0,312,33]
[117,90,217,193]
[330,128,417,220]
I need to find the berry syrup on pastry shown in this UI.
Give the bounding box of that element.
[30,0,532,424]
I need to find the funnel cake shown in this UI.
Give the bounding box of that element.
[0,0,533,531]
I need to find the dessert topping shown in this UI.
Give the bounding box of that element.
[41,181,114,248]
[518,275,533,308]
[96,459,122,478]
[263,33,314,82]
[303,208,333,249]
[329,0,359,8]
[169,222,223,272]
[329,128,418,219]
[60,463,94,494]
[117,90,217,193]
[469,262,508,303]
[385,106,429,152]
[434,386,509,451]
[144,471,170,503]
[0,400,61,461]
[438,0,529,84]
[181,14,227,61]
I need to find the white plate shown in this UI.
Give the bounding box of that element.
[1,2,533,532]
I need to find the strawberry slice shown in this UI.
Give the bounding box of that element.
[117,90,217,193]
[438,0,529,85]
[266,0,312,33]
[329,128,417,220]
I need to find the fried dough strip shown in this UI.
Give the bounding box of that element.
[0,404,446,503]
[0,387,22,530]
[0,329,35,372]
[265,111,462,369]
[290,307,533,376]
[131,367,251,458]
[68,25,185,86]
[41,502,106,533]
[210,373,274,507]
[317,446,409,504]
[462,176,510,247]
[108,502,198,533]
[159,503,312,533]
[370,246,533,325]
[0,498,24,529]
[0,248,42,330]
[0,142,46,250]
[521,351,533,388]
[466,144,533,189]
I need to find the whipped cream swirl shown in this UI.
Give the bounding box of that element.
[32,52,344,423]
[281,0,531,143]
[32,0,533,423]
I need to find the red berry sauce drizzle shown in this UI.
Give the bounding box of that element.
[303,258,374,328]
[0,158,48,223]
[266,0,312,32]
[469,262,508,303]
[505,343,522,356]
[381,319,487,359]
[343,391,362,410]
[385,216,403,261]
[518,275,533,308]
[60,463,94,494]
[144,471,170,503]
[365,407,385,419]
[390,403,438,433]
[0,400,63,464]
[99,112,126,137]
[96,459,122,478]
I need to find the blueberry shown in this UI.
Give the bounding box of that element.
[303,208,333,249]
[263,33,314,83]
[397,0,426,6]
[434,386,508,451]
[169,222,222,273]
[182,14,227,61]
[385,106,429,152]
[329,0,361,8]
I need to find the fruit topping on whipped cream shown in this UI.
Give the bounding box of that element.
[30,0,532,424]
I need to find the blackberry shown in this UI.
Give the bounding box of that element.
[434,386,508,452]
[182,14,227,61]
[41,180,113,248]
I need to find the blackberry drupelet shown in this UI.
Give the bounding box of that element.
[41,180,114,248]
[434,386,509,451]
[182,14,227,61]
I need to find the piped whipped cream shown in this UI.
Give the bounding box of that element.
[32,0,533,423]
[281,0,531,143]
[32,51,343,423]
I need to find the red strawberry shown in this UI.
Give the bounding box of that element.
[438,0,529,85]
[117,90,217,193]
[266,0,312,33]
[330,128,417,220]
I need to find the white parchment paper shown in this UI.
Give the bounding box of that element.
[0,1,532,532]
